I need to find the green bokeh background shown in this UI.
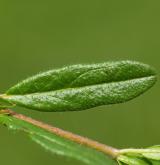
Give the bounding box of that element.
[0,1,159,165]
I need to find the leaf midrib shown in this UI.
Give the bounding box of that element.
[4,75,156,97]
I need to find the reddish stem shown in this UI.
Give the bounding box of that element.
[1,109,119,158]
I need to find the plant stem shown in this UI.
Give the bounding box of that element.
[0,109,119,158]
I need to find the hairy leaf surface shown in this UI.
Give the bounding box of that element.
[2,61,156,112]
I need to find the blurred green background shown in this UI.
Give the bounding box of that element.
[0,1,159,165]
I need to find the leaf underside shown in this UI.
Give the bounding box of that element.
[1,61,157,112]
[0,114,116,165]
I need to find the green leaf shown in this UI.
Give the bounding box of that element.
[142,146,160,160]
[143,153,160,161]
[0,114,116,165]
[118,146,160,165]
[117,155,149,165]
[1,61,157,112]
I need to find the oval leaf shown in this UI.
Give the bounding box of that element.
[1,61,157,112]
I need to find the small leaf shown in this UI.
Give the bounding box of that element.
[117,155,149,165]
[1,61,157,112]
[142,146,160,160]
[118,146,160,165]
[143,153,160,161]
[0,114,116,165]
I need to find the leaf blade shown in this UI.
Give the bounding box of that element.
[2,61,157,112]
[3,76,156,112]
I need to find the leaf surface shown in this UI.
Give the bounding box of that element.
[2,61,156,112]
